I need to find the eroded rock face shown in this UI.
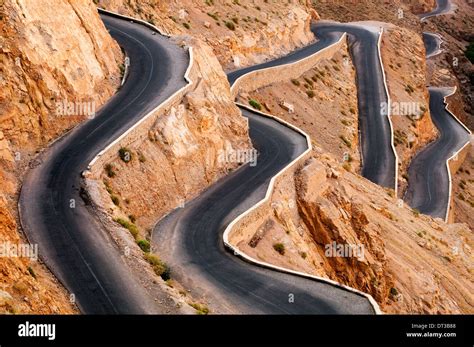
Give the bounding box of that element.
[295,159,392,303]
[0,0,122,313]
[98,0,315,69]
[231,153,473,313]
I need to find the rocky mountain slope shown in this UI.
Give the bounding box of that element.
[0,0,123,313]
[230,149,472,313]
[98,0,317,69]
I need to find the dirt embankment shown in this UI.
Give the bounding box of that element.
[313,0,433,31]
[453,147,474,230]
[0,0,123,313]
[98,0,316,69]
[239,41,361,172]
[380,26,437,193]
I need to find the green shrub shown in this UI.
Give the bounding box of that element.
[249,99,262,110]
[306,90,315,98]
[291,79,300,86]
[339,135,352,148]
[137,239,151,253]
[111,195,120,206]
[145,254,171,280]
[190,303,209,315]
[115,218,139,239]
[105,164,115,178]
[273,243,285,255]
[183,22,190,29]
[225,21,235,30]
[390,287,399,297]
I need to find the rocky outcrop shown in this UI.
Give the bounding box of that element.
[230,150,473,313]
[98,0,315,69]
[0,0,122,313]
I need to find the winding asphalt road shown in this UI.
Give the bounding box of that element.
[19,14,189,314]
[423,32,443,58]
[151,21,399,314]
[230,22,396,189]
[152,109,374,314]
[419,0,452,21]
[20,12,393,314]
[404,88,470,218]
[404,0,471,219]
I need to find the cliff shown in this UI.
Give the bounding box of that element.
[98,0,316,69]
[0,0,122,313]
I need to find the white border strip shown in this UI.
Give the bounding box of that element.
[377,27,399,196]
[223,103,382,315]
[440,87,472,222]
[87,9,194,170]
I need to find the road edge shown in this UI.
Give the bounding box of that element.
[440,87,472,222]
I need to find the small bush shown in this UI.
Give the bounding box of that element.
[291,79,300,86]
[119,147,133,163]
[105,164,115,178]
[273,243,285,255]
[190,303,209,315]
[137,239,151,253]
[27,266,37,279]
[339,135,352,148]
[249,99,262,110]
[145,254,171,280]
[390,287,399,297]
[182,22,190,29]
[225,21,236,30]
[111,195,120,206]
[412,208,420,217]
[306,90,315,98]
[115,218,139,239]
[405,84,415,94]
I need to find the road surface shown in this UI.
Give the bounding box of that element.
[20,14,389,314]
[419,0,453,21]
[152,22,397,314]
[405,0,470,219]
[152,109,375,314]
[19,14,189,314]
